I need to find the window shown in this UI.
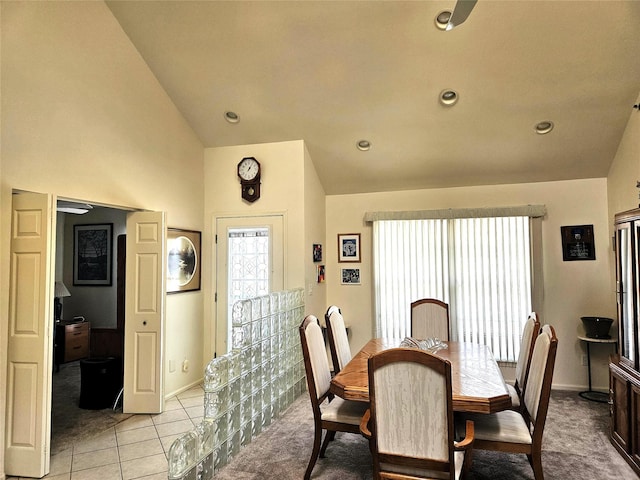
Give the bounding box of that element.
[228,227,271,306]
[373,214,537,363]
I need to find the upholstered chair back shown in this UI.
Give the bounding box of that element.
[301,315,331,401]
[523,325,557,426]
[326,308,352,373]
[367,348,462,479]
[375,360,449,461]
[514,312,541,391]
[324,305,340,327]
[411,298,450,341]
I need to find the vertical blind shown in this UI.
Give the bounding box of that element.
[373,216,533,362]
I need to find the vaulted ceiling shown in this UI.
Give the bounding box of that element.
[106,1,640,195]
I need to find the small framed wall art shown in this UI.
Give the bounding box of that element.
[313,243,322,262]
[561,224,595,261]
[167,228,202,293]
[317,265,325,283]
[341,268,361,285]
[338,233,361,263]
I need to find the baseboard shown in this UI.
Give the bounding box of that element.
[551,383,609,392]
[164,377,204,401]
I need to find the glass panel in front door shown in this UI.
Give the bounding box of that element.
[228,227,270,309]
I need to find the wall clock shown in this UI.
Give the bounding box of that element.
[237,157,261,202]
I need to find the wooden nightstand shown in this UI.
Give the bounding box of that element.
[55,321,90,366]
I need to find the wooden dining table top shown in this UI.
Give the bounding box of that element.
[330,337,512,414]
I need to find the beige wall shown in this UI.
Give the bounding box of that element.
[608,95,640,221]
[0,3,205,472]
[326,178,615,391]
[303,144,328,320]
[204,140,324,361]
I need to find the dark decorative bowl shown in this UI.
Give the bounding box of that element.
[581,316,613,339]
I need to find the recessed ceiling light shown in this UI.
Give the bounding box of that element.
[435,11,452,30]
[439,89,459,106]
[535,121,554,134]
[356,140,371,151]
[224,111,240,123]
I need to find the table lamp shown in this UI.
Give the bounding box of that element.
[54,281,71,322]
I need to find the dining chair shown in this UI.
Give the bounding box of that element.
[360,347,475,480]
[456,325,558,480]
[299,315,368,480]
[508,312,541,410]
[410,298,450,341]
[325,305,352,374]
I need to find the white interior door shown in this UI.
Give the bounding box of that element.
[5,192,55,477]
[123,211,166,413]
[215,215,284,357]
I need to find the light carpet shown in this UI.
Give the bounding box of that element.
[214,390,638,479]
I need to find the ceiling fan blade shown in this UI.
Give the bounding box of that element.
[446,0,478,30]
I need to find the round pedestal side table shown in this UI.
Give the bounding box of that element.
[578,335,618,403]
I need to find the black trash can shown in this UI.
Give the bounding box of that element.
[79,357,122,410]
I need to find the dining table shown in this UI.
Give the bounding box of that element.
[330,337,512,414]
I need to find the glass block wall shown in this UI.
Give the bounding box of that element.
[168,288,306,479]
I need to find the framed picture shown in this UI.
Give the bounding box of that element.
[313,243,322,262]
[338,233,361,262]
[73,224,113,286]
[341,268,361,285]
[561,224,595,261]
[167,228,201,293]
[317,265,325,283]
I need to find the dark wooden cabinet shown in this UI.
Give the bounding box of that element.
[611,209,640,475]
[632,383,640,467]
[55,321,90,365]
[610,362,631,452]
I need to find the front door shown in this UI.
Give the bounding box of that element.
[5,192,55,477]
[215,215,284,357]
[123,211,166,413]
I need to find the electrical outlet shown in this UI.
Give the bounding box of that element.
[581,354,588,366]
[182,359,189,372]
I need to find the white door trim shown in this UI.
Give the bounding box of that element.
[212,213,286,358]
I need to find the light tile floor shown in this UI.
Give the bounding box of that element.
[8,385,205,480]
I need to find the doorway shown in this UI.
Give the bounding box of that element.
[5,192,166,477]
[51,208,128,453]
[214,215,284,357]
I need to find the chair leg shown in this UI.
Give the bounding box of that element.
[461,448,474,479]
[320,430,336,457]
[527,452,544,480]
[304,427,323,480]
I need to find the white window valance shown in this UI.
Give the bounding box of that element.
[364,205,547,222]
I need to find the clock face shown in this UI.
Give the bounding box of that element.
[238,157,260,181]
